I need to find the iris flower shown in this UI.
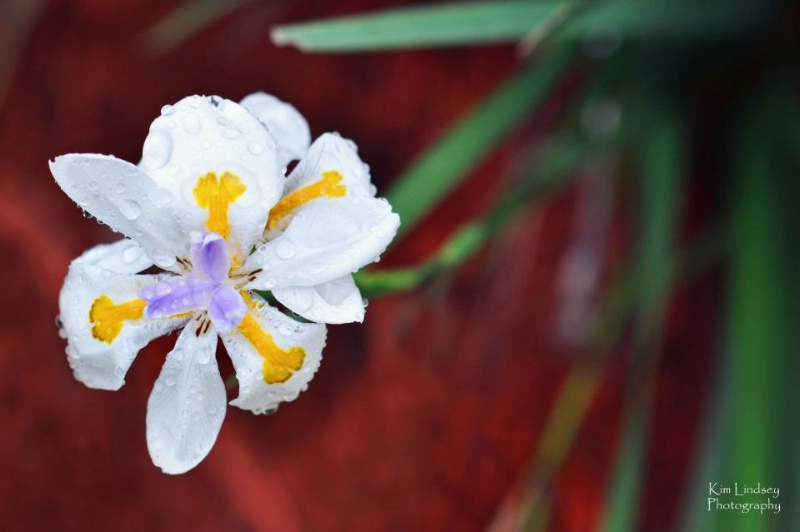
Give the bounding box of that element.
[51,94,399,474]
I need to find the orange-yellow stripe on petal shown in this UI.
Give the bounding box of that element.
[193,171,246,239]
[266,170,346,231]
[89,295,146,344]
[238,313,306,384]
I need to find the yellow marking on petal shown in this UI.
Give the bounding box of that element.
[238,313,306,384]
[266,170,346,231]
[238,293,305,384]
[89,296,146,344]
[193,171,246,239]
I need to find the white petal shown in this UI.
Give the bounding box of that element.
[221,304,326,414]
[50,154,195,271]
[265,133,376,237]
[286,132,373,196]
[60,240,188,390]
[246,197,400,289]
[273,275,365,324]
[146,323,226,475]
[240,92,311,164]
[142,95,285,255]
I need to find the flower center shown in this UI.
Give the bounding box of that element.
[139,232,247,333]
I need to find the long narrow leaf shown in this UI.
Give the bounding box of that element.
[272,1,762,53]
[387,47,575,237]
[601,97,682,531]
[272,2,569,52]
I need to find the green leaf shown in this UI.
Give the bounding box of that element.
[141,0,246,56]
[680,90,797,532]
[272,1,762,53]
[272,1,571,52]
[355,135,585,298]
[602,96,683,532]
[387,46,576,238]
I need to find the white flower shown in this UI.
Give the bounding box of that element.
[52,94,400,474]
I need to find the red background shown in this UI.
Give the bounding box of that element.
[0,1,715,530]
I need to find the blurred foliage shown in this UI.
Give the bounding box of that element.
[148,0,798,528]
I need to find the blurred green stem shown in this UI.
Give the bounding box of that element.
[601,96,683,531]
[356,137,585,298]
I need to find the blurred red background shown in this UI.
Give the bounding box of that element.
[0,1,716,530]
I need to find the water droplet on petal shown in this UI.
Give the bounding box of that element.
[88,181,99,192]
[161,104,175,116]
[141,131,172,171]
[248,141,264,155]
[197,349,211,365]
[223,127,239,139]
[293,291,313,311]
[122,245,142,264]
[152,250,177,269]
[275,239,296,259]
[119,199,141,220]
[181,111,202,134]
[155,283,172,296]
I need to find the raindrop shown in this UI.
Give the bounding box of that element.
[197,349,212,365]
[122,245,142,264]
[263,278,276,289]
[115,182,126,194]
[82,210,93,219]
[141,131,173,171]
[293,291,313,311]
[88,181,99,192]
[166,377,176,387]
[161,104,175,116]
[55,315,68,339]
[153,250,177,269]
[155,283,172,296]
[222,127,239,139]
[248,141,264,155]
[275,240,296,260]
[119,199,141,220]
[182,111,202,134]
[169,164,181,176]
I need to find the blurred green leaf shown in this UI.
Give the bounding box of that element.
[272,1,761,53]
[387,46,576,238]
[142,0,247,56]
[602,97,682,531]
[680,90,797,532]
[555,1,761,43]
[272,1,571,52]
[355,135,585,298]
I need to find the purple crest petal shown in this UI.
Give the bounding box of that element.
[140,275,215,320]
[191,232,229,284]
[207,285,247,333]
